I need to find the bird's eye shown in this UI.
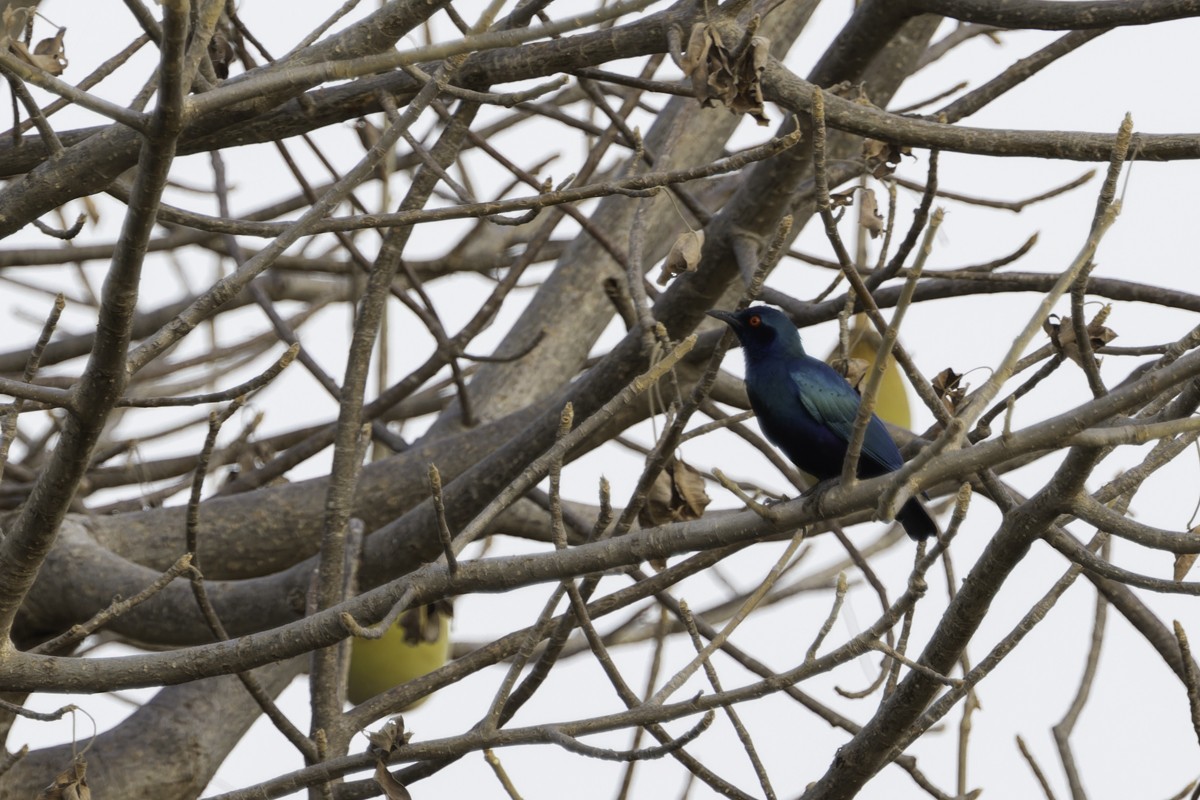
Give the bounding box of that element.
[748,315,761,327]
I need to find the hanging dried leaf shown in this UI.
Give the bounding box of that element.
[374,762,413,800]
[0,3,35,47]
[367,717,411,757]
[1043,309,1117,366]
[36,757,89,800]
[859,188,884,238]
[830,356,871,393]
[658,229,704,285]
[728,35,769,124]
[932,367,967,414]
[672,458,710,518]
[11,25,67,75]
[1175,551,1198,582]
[680,22,770,125]
[863,138,911,179]
[829,188,857,208]
[682,24,719,103]
[639,457,711,528]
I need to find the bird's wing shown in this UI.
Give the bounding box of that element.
[791,361,903,471]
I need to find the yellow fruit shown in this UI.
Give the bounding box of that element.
[347,602,452,707]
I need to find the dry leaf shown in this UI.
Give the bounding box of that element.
[32,26,62,58]
[374,762,413,800]
[367,717,411,757]
[829,188,857,208]
[1043,309,1117,366]
[639,457,711,528]
[932,367,967,414]
[12,25,67,75]
[680,22,770,125]
[671,459,710,519]
[859,188,884,238]
[36,757,89,800]
[0,3,35,47]
[367,718,413,798]
[728,35,769,125]
[658,229,704,285]
[682,23,718,102]
[1176,551,1197,582]
[830,356,870,393]
[862,138,911,179]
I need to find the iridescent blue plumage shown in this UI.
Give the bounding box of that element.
[708,305,936,540]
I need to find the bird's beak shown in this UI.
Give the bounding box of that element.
[706,309,738,328]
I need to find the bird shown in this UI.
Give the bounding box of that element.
[707,305,937,540]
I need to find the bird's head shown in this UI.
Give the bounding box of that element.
[706,305,805,357]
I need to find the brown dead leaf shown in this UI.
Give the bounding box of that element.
[639,457,711,528]
[12,25,67,75]
[681,22,770,125]
[829,188,857,208]
[932,367,967,414]
[728,35,769,125]
[0,4,34,47]
[32,26,62,58]
[1043,308,1117,366]
[829,356,871,393]
[374,762,413,800]
[367,717,411,757]
[672,459,710,518]
[9,25,66,75]
[859,188,884,238]
[863,138,911,179]
[658,229,704,285]
[682,23,718,101]
[1176,551,1198,582]
[36,757,89,800]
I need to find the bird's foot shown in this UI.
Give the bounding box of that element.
[802,477,840,517]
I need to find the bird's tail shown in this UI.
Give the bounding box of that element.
[896,496,938,541]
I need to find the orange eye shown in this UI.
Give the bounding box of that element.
[748,315,762,327]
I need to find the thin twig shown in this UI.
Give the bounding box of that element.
[679,600,776,800]
[33,553,194,655]
[429,465,459,575]
[1174,621,1200,749]
[1016,735,1060,800]
[117,343,299,407]
[483,750,525,800]
[0,294,64,484]
[806,573,848,662]
[649,529,806,706]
